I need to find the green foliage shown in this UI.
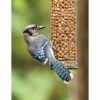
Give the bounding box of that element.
[12,0,70,100]
[12,70,54,100]
[12,69,69,100]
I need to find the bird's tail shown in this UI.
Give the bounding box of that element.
[51,58,73,83]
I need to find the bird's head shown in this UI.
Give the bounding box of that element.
[23,24,45,36]
[23,24,45,44]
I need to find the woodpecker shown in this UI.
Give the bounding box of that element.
[23,24,73,83]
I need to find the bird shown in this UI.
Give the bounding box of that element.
[23,24,73,83]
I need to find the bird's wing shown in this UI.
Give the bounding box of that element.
[28,35,54,65]
[43,42,55,66]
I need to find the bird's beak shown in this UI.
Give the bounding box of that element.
[38,25,45,30]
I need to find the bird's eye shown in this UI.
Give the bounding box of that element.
[32,27,35,29]
[32,25,37,29]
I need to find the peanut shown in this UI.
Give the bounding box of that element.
[51,0,77,61]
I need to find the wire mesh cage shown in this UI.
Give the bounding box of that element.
[51,0,78,69]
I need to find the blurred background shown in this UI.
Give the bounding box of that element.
[12,0,71,100]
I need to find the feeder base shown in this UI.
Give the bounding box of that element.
[61,61,78,70]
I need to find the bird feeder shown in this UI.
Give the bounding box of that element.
[51,0,78,69]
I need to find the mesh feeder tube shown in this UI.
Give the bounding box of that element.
[51,0,78,69]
